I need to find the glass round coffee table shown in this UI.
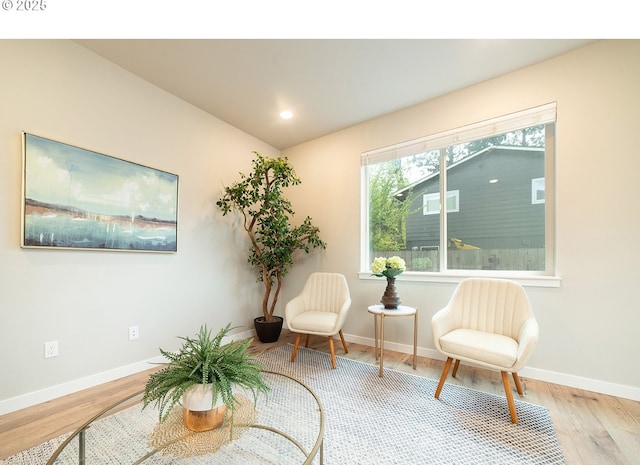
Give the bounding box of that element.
[47,371,324,465]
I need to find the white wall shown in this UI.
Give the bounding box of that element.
[1,40,639,414]
[0,40,278,412]
[281,40,640,400]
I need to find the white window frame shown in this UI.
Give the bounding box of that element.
[532,177,545,204]
[359,103,560,288]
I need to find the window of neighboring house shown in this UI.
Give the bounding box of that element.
[423,190,459,215]
[361,102,556,279]
[532,177,545,204]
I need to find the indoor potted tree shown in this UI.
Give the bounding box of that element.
[142,324,269,433]
[216,152,326,342]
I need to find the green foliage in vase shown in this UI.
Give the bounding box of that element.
[216,152,326,323]
[142,324,269,429]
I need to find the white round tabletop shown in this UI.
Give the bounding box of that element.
[367,304,416,316]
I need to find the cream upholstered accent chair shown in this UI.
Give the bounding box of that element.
[431,278,539,424]
[285,272,352,369]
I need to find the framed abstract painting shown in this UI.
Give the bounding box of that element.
[21,133,179,252]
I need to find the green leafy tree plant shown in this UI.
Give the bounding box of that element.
[216,152,326,323]
[142,324,269,432]
[369,162,412,251]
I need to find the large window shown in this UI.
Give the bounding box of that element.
[361,103,556,278]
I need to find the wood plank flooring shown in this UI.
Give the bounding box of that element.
[1,329,639,464]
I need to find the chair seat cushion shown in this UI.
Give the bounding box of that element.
[289,311,338,335]
[439,328,518,369]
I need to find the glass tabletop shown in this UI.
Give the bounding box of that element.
[47,371,324,465]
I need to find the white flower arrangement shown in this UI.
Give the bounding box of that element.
[371,256,406,279]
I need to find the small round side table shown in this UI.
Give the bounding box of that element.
[367,304,418,377]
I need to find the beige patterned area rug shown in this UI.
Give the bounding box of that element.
[2,345,566,464]
[260,345,566,465]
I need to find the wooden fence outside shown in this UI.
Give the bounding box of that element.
[373,248,545,272]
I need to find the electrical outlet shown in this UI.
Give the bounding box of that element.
[129,326,139,340]
[44,341,58,358]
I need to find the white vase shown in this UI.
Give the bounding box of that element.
[181,383,224,411]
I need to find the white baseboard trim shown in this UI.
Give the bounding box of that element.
[0,329,257,416]
[344,333,640,402]
[2,329,638,415]
[517,367,640,402]
[0,354,166,416]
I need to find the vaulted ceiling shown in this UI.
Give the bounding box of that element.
[75,39,594,150]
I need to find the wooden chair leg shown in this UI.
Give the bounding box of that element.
[328,337,337,369]
[452,359,461,377]
[435,357,453,399]
[304,334,311,348]
[291,334,302,363]
[338,330,348,353]
[512,372,524,396]
[501,371,518,424]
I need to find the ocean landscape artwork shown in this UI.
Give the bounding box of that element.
[21,133,178,252]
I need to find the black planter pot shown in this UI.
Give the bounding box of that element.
[254,316,284,343]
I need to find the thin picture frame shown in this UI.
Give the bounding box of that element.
[21,133,179,252]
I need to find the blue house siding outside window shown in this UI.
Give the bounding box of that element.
[404,146,545,251]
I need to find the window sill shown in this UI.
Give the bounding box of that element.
[358,271,561,288]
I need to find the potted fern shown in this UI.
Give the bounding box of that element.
[142,324,269,432]
[216,152,326,342]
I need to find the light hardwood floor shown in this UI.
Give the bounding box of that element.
[1,329,639,464]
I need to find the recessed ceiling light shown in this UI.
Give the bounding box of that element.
[489,178,499,184]
[279,110,293,120]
